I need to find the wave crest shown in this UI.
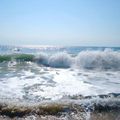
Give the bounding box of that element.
[76,50,120,70]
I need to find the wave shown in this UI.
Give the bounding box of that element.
[27,50,120,70]
[48,52,72,68]
[76,49,120,70]
[35,52,72,68]
[0,49,120,70]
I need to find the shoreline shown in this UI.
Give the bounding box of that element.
[0,96,120,120]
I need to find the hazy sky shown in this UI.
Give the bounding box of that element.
[0,0,120,46]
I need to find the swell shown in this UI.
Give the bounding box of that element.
[0,49,120,70]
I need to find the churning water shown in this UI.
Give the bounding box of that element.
[0,45,120,119]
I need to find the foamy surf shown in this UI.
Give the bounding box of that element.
[0,46,120,119]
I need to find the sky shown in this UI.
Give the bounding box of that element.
[0,0,120,46]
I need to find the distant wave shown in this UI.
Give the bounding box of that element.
[0,49,120,70]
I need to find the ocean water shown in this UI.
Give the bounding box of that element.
[0,45,120,119]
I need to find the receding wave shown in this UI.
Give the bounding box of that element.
[0,49,120,70]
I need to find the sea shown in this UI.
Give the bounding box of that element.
[0,45,120,119]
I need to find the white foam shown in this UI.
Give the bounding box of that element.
[0,66,120,101]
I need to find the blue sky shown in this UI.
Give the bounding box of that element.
[0,0,120,46]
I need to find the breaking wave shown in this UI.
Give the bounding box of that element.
[48,52,72,68]
[0,49,120,70]
[29,49,120,70]
[76,49,120,70]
